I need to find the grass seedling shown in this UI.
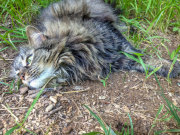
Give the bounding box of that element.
[162,45,180,83]
[100,64,111,87]
[120,51,163,79]
[0,79,15,94]
[4,77,53,135]
[83,105,134,135]
[153,73,180,134]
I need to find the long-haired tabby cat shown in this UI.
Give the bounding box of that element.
[11,0,180,89]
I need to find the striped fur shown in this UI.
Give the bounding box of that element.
[11,0,180,89]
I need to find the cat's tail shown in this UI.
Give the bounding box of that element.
[114,54,180,78]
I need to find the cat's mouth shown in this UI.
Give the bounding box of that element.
[19,66,56,89]
[22,79,46,89]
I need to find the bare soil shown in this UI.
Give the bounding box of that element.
[0,33,180,135]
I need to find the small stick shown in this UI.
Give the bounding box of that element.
[0,107,28,110]
[44,106,63,119]
[130,80,142,89]
[0,59,14,61]
[60,87,90,94]
[1,104,19,122]
[72,99,83,116]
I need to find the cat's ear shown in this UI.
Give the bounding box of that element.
[26,25,46,47]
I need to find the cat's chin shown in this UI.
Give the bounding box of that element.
[22,79,46,89]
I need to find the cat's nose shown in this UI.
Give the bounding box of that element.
[19,67,28,80]
[20,73,25,80]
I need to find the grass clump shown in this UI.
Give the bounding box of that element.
[83,105,134,135]
[118,0,180,33]
[0,0,58,50]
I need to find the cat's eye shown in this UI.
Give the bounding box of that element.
[27,54,33,66]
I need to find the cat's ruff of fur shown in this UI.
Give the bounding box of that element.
[11,0,180,89]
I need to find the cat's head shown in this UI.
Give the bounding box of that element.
[11,26,75,89]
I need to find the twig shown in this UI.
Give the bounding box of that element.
[0,59,14,61]
[0,107,28,110]
[1,104,19,122]
[130,80,142,89]
[72,99,83,116]
[60,87,90,94]
[44,106,63,119]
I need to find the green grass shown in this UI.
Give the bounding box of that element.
[100,64,112,87]
[152,74,180,134]
[118,0,180,33]
[4,78,53,135]
[0,0,58,50]
[83,105,134,135]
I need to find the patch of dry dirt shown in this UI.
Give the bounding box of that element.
[0,33,180,135]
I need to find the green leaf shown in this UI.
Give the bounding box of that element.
[170,50,176,60]
[148,104,164,134]
[138,56,147,76]
[0,82,10,86]
[160,116,173,122]
[173,27,179,32]
[133,52,144,57]
[146,65,162,78]
[101,80,106,87]
[175,45,180,53]
[167,55,178,79]
[0,47,8,52]
[83,105,108,134]
[178,29,180,34]
[155,129,180,134]
[22,127,37,135]
[122,52,140,63]
[5,125,20,135]
[22,87,45,124]
[127,113,134,135]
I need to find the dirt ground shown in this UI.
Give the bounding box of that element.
[0,32,180,135]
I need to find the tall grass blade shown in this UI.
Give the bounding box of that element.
[127,113,134,135]
[83,105,109,134]
[4,125,20,135]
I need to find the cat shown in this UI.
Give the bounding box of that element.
[11,0,180,89]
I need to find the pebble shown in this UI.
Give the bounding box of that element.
[46,104,54,112]
[50,96,57,104]
[78,131,86,134]
[73,86,83,90]
[168,92,172,97]
[62,126,73,134]
[19,95,24,102]
[88,119,93,123]
[20,87,29,94]
[0,97,3,103]
[133,78,138,81]
[54,86,63,91]
[172,98,178,106]
[113,103,120,109]
[66,119,72,124]
[123,105,130,113]
[99,96,106,100]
